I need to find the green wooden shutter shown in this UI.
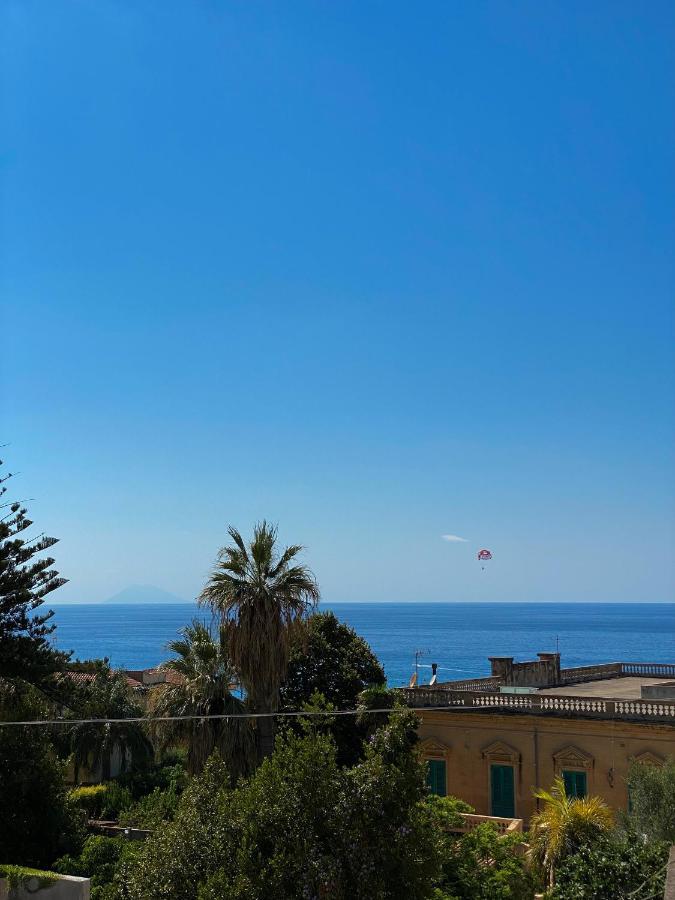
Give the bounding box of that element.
[490,764,515,817]
[426,759,447,796]
[562,770,587,798]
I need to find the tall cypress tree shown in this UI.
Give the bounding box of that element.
[0,458,69,689]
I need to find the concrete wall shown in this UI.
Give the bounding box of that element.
[0,875,89,900]
[417,709,675,825]
[489,653,561,688]
[641,682,675,700]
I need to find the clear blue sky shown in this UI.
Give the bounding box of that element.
[2,1,674,604]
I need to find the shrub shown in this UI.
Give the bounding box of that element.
[70,784,109,818]
[99,782,134,820]
[114,757,187,801]
[435,823,533,900]
[118,785,181,829]
[54,835,142,900]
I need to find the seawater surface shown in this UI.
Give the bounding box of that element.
[49,601,674,687]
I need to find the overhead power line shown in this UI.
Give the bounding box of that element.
[0,705,444,728]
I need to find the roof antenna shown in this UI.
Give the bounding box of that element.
[556,635,559,654]
[414,648,430,684]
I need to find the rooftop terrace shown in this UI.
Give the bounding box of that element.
[401,657,675,724]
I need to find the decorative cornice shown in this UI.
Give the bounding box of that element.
[420,737,449,756]
[553,745,594,769]
[481,740,520,763]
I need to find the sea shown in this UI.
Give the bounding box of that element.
[48,602,675,688]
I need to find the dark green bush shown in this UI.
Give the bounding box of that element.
[99,782,134,820]
[54,835,142,900]
[434,823,533,900]
[118,785,181,829]
[0,726,86,868]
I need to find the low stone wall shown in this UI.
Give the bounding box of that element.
[641,682,675,700]
[0,875,90,900]
[89,820,150,841]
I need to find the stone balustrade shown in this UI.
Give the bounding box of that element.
[453,813,523,835]
[559,661,675,682]
[620,662,675,678]
[401,687,675,723]
[432,676,502,692]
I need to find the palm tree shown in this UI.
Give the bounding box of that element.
[199,522,319,760]
[529,776,614,886]
[150,620,254,778]
[70,668,153,783]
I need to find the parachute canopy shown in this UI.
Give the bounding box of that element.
[477,549,492,561]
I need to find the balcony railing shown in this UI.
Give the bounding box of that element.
[453,813,523,835]
[401,687,675,723]
[432,676,501,692]
[619,662,675,678]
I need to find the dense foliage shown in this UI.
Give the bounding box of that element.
[0,720,85,867]
[55,836,143,900]
[626,757,675,843]
[550,830,670,900]
[435,823,533,900]
[281,611,385,763]
[119,710,439,900]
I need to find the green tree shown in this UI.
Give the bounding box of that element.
[280,611,385,763]
[550,829,670,900]
[0,460,69,690]
[199,522,319,760]
[0,692,85,867]
[626,757,675,843]
[149,620,254,778]
[69,664,153,782]
[530,777,614,887]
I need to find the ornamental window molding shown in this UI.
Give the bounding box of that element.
[420,738,450,758]
[481,740,520,764]
[553,745,594,772]
[630,750,664,767]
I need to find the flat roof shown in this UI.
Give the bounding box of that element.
[537,676,670,700]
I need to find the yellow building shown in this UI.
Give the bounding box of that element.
[404,655,675,824]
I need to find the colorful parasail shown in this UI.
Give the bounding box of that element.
[477,549,492,571]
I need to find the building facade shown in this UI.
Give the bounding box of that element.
[403,656,675,824]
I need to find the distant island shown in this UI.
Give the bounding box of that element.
[103,584,188,604]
